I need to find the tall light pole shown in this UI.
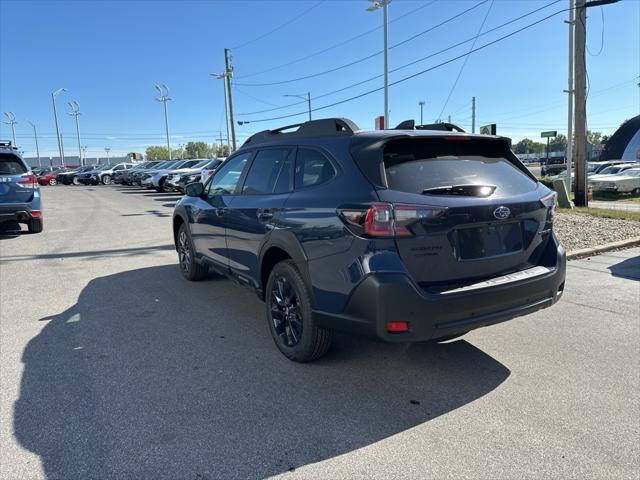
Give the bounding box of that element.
[154,84,172,160]
[2,112,17,146]
[211,72,231,155]
[224,48,237,152]
[564,0,575,194]
[104,147,111,164]
[51,88,66,166]
[418,101,425,125]
[68,100,83,166]
[26,120,41,167]
[81,146,88,165]
[284,93,312,121]
[367,0,391,129]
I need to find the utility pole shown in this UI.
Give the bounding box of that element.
[68,100,83,166]
[573,0,587,206]
[564,0,575,194]
[26,120,41,167]
[367,0,391,128]
[471,96,476,133]
[447,115,451,124]
[284,92,312,121]
[418,101,425,125]
[51,88,66,166]
[224,48,237,152]
[2,112,17,146]
[81,146,87,165]
[154,84,172,160]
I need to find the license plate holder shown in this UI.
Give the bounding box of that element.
[456,222,523,260]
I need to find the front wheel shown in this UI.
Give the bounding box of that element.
[632,187,640,197]
[48,178,57,186]
[72,176,80,185]
[102,175,112,185]
[177,223,208,281]
[266,260,332,362]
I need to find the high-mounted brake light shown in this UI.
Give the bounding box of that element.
[541,191,558,217]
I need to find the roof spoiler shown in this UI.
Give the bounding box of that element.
[393,120,467,133]
[244,118,360,146]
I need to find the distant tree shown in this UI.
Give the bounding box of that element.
[216,144,230,157]
[185,141,212,159]
[587,130,604,145]
[514,138,546,154]
[601,134,610,144]
[145,146,169,160]
[548,134,567,152]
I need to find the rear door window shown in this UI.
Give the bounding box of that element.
[295,148,335,189]
[242,148,293,194]
[383,138,537,198]
[0,154,27,175]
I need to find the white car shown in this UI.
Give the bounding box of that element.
[590,168,640,195]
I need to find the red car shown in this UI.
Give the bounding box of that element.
[37,168,67,186]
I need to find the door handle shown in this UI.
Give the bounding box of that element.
[216,207,226,216]
[257,209,274,220]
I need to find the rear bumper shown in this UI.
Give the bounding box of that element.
[315,240,566,342]
[0,203,41,223]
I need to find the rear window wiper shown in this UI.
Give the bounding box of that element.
[421,184,496,197]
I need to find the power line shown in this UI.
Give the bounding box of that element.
[242,7,570,124]
[237,0,562,117]
[235,0,490,87]
[231,0,326,50]
[235,0,439,80]
[437,0,495,121]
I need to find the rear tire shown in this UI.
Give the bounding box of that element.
[177,223,208,281]
[266,260,332,362]
[48,178,57,186]
[102,175,112,185]
[72,176,80,185]
[157,178,167,193]
[632,187,640,197]
[28,218,43,234]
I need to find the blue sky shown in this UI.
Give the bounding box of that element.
[0,0,638,158]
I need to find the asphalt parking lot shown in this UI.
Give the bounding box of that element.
[1,186,639,480]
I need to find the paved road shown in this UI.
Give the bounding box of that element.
[1,186,639,480]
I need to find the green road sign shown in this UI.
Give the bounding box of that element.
[541,130,557,138]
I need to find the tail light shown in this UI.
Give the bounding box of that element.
[17,173,37,189]
[540,191,557,218]
[339,203,446,238]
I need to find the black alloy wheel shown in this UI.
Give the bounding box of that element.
[266,260,332,362]
[177,223,208,281]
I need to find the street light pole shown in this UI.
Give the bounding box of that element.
[418,101,425,125]
[81,146,87,165]
[26,120,41,167]
[68,100,83,166]
[211,73,231,155]
[284,92,312,121]
[367,0,391,128]
[2,112,17,146]
[564,0,575,194]
[105,147,111,164]
[155,84,172,160]
[51,88,66,166]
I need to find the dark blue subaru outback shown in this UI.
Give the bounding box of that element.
[173,118,565,362]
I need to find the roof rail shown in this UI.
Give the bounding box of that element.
[393,120,467,133]
[243,117,360,146]
[0,140,14,148]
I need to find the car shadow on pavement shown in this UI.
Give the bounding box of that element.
[14,265,510,480]
[608,255,640,281]
[0,220,26,239]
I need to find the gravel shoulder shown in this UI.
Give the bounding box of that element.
[555,211,640,251]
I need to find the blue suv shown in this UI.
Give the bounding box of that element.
[0,141,43,233]
[173,118,566,362]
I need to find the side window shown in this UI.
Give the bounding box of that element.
[207,152,251,195]
[242,148,293,195]
[295,148,335,189]
[113,165,123,171]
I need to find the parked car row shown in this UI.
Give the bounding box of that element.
[118,158,223,193]
[548,160,640,195]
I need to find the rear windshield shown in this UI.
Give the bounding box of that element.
[383,138,537,198]
[0,154,28,174]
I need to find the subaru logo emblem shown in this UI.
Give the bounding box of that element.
[493,206,510,220]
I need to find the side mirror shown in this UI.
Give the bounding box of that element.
[185,182,204,197]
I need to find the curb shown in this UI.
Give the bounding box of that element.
[567,236,640,260]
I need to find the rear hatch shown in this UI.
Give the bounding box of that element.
[358,136,554,287]
[0,153,36,204]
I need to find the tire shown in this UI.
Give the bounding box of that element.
[72,176,80,185]
[177,223,208,281]
[157,178,167,193]
[266,260,332,362]
[28,218,43,234]
[102,175,112,185]
[48,178,57,186]
[632,188,640,197]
